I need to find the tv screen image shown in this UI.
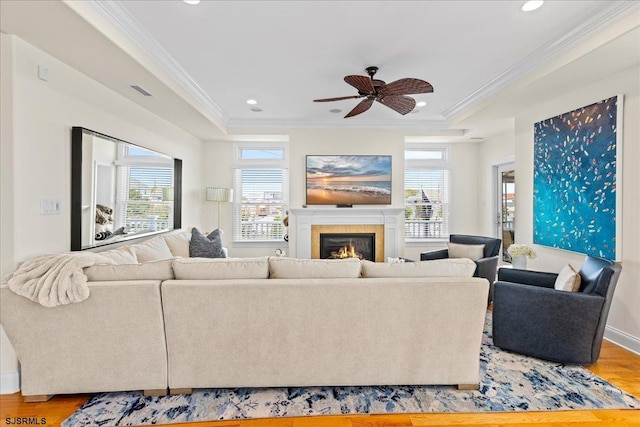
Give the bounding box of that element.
[306,155,392,205]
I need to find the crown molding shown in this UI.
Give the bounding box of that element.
[226,118,450,131]
[86,0,228,130]
[442,1,640,121]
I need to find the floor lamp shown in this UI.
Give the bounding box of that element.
[206,187,233,230]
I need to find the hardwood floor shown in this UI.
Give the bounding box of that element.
[1,341,638,427]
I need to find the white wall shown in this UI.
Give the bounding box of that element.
[477,131,515,238]
[0,34,206,393]
[205,131,482,260]
[514,65,640,352]
[404,142,482,261]
[0,30,20,395]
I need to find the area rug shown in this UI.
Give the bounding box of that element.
[63,313,639,426]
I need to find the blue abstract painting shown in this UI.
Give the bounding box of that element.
[533,96,619,260]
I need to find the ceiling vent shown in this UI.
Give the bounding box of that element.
[129,85,153,97]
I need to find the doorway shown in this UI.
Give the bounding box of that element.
[496,163,515,263]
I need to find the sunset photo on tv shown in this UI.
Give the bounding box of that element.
[306,155,392,205]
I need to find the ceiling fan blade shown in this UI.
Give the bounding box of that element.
[377,95,416,115]
[344,98,374,118]
[344,75,375,94]
[313,95,364,102]
[378,78,434,97]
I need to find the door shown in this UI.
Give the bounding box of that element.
[496,163,515,262]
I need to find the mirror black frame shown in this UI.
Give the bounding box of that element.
[71,127,182,251]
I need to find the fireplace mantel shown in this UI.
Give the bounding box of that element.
[290,208,404,260]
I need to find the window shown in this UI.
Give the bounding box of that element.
[233,143,289,242]
[404,146,450,240]
[115,146,174,234]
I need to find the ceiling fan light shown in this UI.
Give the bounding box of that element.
[521,1,544,12]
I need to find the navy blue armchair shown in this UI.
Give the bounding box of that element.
[492,255,622,364]
[421,234,501,302]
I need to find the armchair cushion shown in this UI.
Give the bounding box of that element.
[554,264,581,292]
[447,242,485,261]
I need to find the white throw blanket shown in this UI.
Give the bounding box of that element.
[3,253,113,307]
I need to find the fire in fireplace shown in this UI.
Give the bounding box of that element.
[319,233,375,261]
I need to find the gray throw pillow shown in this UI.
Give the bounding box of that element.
[189,228,226,258]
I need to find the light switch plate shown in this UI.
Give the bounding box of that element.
[41,199,61,215]
[37,66,49,81]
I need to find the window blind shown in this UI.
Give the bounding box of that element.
[233,168,288,241]
[404,168,449,239]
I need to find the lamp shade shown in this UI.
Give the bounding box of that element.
[206,187,233,202]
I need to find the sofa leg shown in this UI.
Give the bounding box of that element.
[457,384,479,391]
[170,388,193,395]
[23,395,53,403]
[143,389,167,397]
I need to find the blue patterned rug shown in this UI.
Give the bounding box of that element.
[63,313,639,426]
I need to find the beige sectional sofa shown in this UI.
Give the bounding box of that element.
[0,230,489,402]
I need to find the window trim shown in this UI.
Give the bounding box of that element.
[233,142,289,168]
[232,142,290,243]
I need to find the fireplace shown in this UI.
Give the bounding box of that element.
[291,208,404,261]
[320,233,376,261]
[310,224,385,262]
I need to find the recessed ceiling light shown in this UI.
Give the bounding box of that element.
[251,107,262,112]
[246,99,258,105]
[329,109,342,113]
[416,101,427,107]
[521,1,544,12]
[183,0,200,5]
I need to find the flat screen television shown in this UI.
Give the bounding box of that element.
[306,155,392,205]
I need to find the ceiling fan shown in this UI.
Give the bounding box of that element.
[314,66,434,118]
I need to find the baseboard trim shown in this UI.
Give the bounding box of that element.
[0,370,20,394]
[605,326,640,356]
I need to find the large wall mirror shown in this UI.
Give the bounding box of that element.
[71,127,182,251]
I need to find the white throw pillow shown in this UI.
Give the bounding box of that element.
[361,258,476,278]
[84,259,174,282]
[554,264,581,292]
[172,257,269,280]
[131,237,174,263]
[162,230,191,258]
[447,242,485,261]
[99,246,138,264]
[269,257,362,279]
